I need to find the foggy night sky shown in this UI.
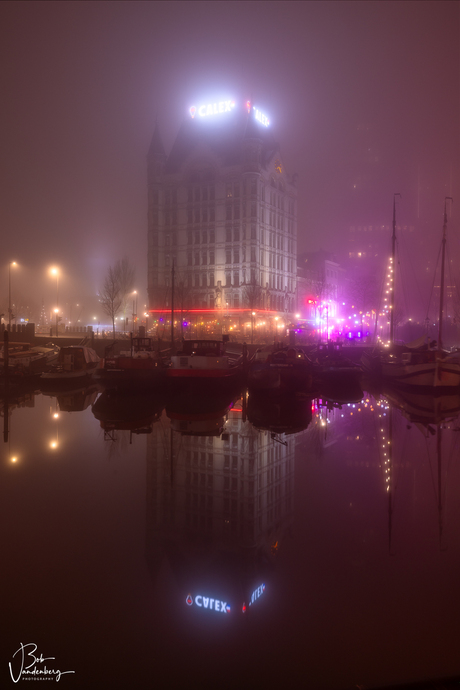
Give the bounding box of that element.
[0,0,458,317]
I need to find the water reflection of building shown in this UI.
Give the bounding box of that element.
[145,400,297,616]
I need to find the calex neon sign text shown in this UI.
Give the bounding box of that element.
[189,100,236,119]
[249,583,265,606]
[253,107,269,127]
[186,593,231,613]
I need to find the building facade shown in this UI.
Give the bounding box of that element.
[147,99,297,338]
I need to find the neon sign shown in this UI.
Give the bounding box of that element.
[189,100,236,119]
[253,107,270,127]
[249,583,265,606]
[186,593,231,613]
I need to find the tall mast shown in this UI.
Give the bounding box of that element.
[171,259,175,354]
[390,193,401,344]
[438,197,453,351]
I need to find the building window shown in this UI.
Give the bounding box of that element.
[202,230,207,244]
[209,229,215,243]
[251,225,257,240]
[226,250,231,264]
[234,227,240,241]
[251,247,256,262]
[194,209,200,223]
[210,208,215,222]
[194,274,200,287]
[202,252,207,265]
[194,188,200,202]
[226,185,233,198]
[226,205,232,221]
[234,249,239,264]
[194,253,199,266]
[209,273,214,287]
[165,254,170,267]
[201,274,207,287]
[187,209,193,224]
[209,251,215,265]
[194,231,200,244]
[202,208,208,223]
[187,252,192,266]
[226,228,232,243]
[234,205,240,220]
[234,273,239,288]
[202,187,208,201]
[226,273,231,287]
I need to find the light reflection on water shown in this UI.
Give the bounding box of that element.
[2,386,460,689]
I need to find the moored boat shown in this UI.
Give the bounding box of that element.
[166,337,244,395]
[94,336,166,392]
[0,340,59,375]
[40,345,100,387]
[362,196,459,393]
[247,345,312,395]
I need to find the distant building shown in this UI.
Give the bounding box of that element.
[146,99,298,338]
[297,250,343,338]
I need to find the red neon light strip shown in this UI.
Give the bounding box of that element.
[148,309,282,315]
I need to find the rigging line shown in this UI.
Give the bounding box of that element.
[425,241,443,323]
[396,228,425,315]
[395,238,411,321]
[445,241,460,315]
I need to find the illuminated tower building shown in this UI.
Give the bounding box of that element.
[147,98,298,337]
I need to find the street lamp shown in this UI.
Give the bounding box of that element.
[8,261,17,328]
[54,309,59,339]
[132,290,137,334]
[50,267,59,336]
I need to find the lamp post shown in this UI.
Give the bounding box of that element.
[50,267,59,337]
[8,261,17,328]
[132,290,137,335]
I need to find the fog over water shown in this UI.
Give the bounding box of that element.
[0,1,458,323]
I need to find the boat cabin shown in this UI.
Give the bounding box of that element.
[177,340,226,357]
[58,346,99,371]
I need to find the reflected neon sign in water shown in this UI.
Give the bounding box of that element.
[248,583,265,608]
[186,593,231,613]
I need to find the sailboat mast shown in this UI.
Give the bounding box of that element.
[390,194,400,344]
[438,198,453,351]
[171,259,175,353]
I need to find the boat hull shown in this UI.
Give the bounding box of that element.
[381,358,460,392]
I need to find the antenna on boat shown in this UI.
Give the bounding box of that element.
[390,193,401,344]
[438,197,453,351]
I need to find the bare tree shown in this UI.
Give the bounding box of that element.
[99,263,125,336]
[117,256,136,320]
